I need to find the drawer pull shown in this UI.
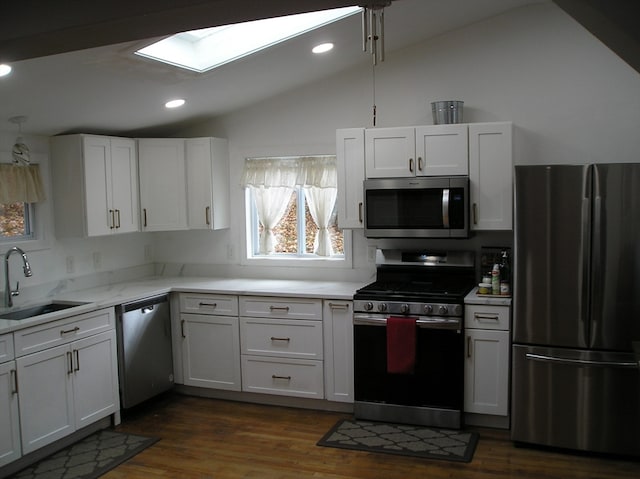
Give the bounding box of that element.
[60,326,80,336]
[474,313,500,322]
[272,374,291,381]
[270,336,291,342]
[199,302,217,308]
[269,306,290,312]
[329,302,349,310]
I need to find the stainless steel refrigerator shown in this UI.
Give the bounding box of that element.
[511,164,640,456]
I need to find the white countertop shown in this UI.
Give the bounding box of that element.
[464,286,512,306]
[0,276,366,334]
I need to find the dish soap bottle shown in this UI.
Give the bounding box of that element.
[491,263,500,295]
[499,250,511,296]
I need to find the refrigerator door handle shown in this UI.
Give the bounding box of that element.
[525,353,639,369]
[581,195,592,345]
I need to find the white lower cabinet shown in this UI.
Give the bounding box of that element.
[464,297,511,426]
[179,294,241,391]
[0,334,20,467]
[13,309,119,456]
[17,329,118,454]
[240,296,324,399]
[323,301,353,403]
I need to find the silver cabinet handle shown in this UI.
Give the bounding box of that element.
[473,203,478,225]
[60,326,80,336]
[270,336,291,342]
[67,351,73,375]
[473,313,499,322]
[116,209,121,228]
[205,206,211,226]
[358,202,363,224]
[409,158,414,173]
[467,336,472,358]
[10,369,18,395]
[109,209,115,229]
[199,302,217,308]
[418,156,423,171]
[269,306,290,312]
[181,319,186,338]
[272,375,291,381]
[329,302,349,310]
[143,208,148,227]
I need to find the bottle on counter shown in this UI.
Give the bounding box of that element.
[491,263,500,295]
[499,250,511,296]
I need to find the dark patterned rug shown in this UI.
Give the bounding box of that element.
[13,430,158,479]
[317,419,479,463]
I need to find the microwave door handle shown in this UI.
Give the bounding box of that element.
[442,188,450,228]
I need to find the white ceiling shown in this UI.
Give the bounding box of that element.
[1,0,545,137]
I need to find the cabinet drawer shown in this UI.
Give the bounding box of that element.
[240,317,323,360]
[0,333,14,363]
[241,355,324,399]
[465,304,510,331]
[180,293,238,316]
[14,308,114,357]
[239,296,322,320]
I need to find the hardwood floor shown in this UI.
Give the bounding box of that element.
[106,393,638,479]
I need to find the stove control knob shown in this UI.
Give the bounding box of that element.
[423,304,433,315]
[400,304,410,314]
[377,303,388,312]
[364,302,374,311]
[438,305,449,315]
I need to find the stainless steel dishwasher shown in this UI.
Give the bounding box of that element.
[116,294,174,408]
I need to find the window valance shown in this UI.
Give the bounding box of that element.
[241,155,337,189]
[0,163,46,203]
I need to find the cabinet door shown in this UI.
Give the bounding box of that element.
[415,125,468,176]
[365,127,415,178]
[83,136,113,236]
[336,128,365,229]
[185,137,230,230]
[182,314,241,391]
[323,301,353,403]
[464,329,510,416]
[138,138,188,231]
[0,361,21,467]
[17,344,74,454]
[110,138,139,234]
[72,331,119,429]
[469,122,513,230]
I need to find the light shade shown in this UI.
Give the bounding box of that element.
[312,43,334,54]
[0,64,12,77]
[165,99,186,108]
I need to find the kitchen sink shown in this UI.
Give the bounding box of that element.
[0,301,89,321]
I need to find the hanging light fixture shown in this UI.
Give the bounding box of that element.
[9,116,30,165]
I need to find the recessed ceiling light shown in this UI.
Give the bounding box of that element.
[135,6,360,72]
[165,99,185,108]
[312,43,334,54]
[0,64,12,77]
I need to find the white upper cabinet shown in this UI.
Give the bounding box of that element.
[365,125,468,178]
[336,128,365,229]
[138,138,188,232]
[51,134,139,237]
[468,122,513,230]
[415,125,468,176]
[185,137,230,230]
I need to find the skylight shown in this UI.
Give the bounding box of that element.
[135,6,361,73]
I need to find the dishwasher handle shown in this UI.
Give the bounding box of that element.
[117,294,169,314]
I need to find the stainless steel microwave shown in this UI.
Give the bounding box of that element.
[363,176,470,238]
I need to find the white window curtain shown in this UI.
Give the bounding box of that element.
[242,156,337,256]
[0,164,46,203]
[304,186,337,256]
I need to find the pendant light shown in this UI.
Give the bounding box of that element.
[9,116,30,165]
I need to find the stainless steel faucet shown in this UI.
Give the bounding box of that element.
[4,246,32,308]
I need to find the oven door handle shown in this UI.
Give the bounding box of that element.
[353,314,461,330]
[442,188,450,228]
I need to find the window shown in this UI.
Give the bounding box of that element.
[0,201,33,240]
[243,156,344,260]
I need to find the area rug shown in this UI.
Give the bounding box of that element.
[13,430,159,479]
[318,419,478,463]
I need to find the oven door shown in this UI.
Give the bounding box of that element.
[353,313,464,428]
[363,177,469,238]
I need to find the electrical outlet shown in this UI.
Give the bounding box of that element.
[227,244,234,260]
[66,256,75,274]
[93,252,102,270]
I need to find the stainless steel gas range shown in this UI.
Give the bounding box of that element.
[352,250,475,429]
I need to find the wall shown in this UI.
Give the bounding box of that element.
[2,2,640,296]
[155,2,640,278]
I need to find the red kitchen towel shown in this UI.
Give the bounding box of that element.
[386,316,417,374]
